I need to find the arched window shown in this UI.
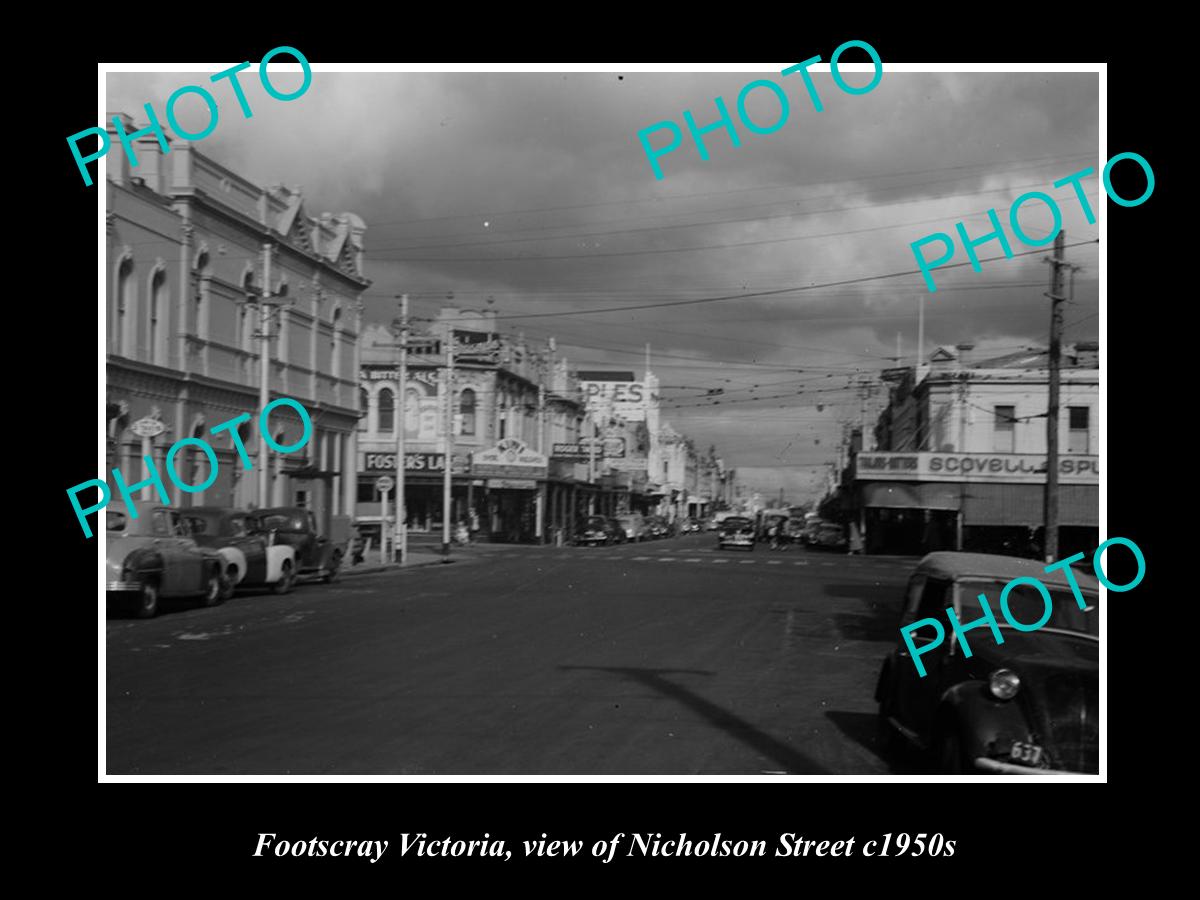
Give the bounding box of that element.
[378,387,395,434]
[405,388,421,437]
[358,387,369,432]
[459,389,476,436]
[115,257,134,356]
[149,268,167,365]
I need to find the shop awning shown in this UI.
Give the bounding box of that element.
[861,481,1098,527]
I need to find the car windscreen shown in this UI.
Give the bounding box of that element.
[107,509,127,532]
[260,514,305,532]
[585,517,608,528]
[722,518,752,529]
[959,579,1099,637]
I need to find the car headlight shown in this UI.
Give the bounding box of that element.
[989,669,1020,701]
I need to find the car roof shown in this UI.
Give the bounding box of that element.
[916,551,1099,591]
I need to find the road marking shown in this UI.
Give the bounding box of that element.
[684,558,702,563]
[793,561,808,566]
[739,560,756,565]
[633,556,651,561]
[712,559,729,564]
[767,560,782,565]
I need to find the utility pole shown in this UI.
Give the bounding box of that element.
[587,410,597,515]
[395,294,409,565]
[442,319,455,561]
[257,243,273,509]
[1043,230,1067,562]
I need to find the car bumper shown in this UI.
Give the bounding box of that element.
[106,580,142,592]
[974,757,1082,776]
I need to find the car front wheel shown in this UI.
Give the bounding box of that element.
[202,568,224,607]
[134,581,159,619]
[322,551,343,584]
[935,723,971,774]
[271,560,295,595]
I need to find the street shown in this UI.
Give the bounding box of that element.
[106,535,917,774]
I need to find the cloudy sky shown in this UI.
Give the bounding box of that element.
[108,66,1100,502]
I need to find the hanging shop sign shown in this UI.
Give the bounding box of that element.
[472,438,548,479]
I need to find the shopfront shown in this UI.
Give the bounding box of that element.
[472,438,549,544]
[855,451,1099,558]
[356,451,470,545]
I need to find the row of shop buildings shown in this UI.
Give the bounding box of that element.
[822,341,1100,558]
[103,125,729,545]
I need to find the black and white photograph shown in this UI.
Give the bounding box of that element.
[94,60,1109,778]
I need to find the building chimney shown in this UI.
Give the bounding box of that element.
[955,342,975,368]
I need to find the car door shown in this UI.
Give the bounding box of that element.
[892,575,954,738]
[169,510,205,591]
[309,511,330,568]
[229,514,267,583]
[150,509,187,594]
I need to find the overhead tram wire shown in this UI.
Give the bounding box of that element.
[482,240,1101,321]
[366,155,1096,250]
[359,149,1097,229]
[367,186,1104,261]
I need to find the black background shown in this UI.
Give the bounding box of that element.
[40,16,1159,885]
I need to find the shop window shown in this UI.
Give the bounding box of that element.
[993,405,1015,453]
[378,388,395,434]
[460,389,476,436]
[1068,406,1090,454]
[357,481,378,503]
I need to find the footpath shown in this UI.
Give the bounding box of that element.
[340,535,534,578]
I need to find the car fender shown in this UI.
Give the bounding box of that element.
[217,547,247,584]
[265,544,296,582]
[939,681,1031,759]
[124,547,165,580]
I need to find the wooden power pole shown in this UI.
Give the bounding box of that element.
[1043,231,1067,561]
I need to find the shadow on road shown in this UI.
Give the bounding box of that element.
[561,665,829,774]
[823,710,924,774]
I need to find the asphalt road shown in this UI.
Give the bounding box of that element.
[106,535,919,774]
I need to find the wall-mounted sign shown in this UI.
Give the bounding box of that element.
[472,438,548,479]
[375,476,395,493]
[362,452,469,474]
[856,452,1099,485]
[581,380,648,421]
[488,478,538,490]
[552,442,587,459]
[130,417,166,438]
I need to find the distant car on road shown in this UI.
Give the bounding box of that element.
[813,522,848,551]
[105,502,227,618]
[875,552,1100,774]
[252,507,343,583]
[615,513,648,542]
[717,516,756,551]
[681,517,702,534]
[578,516,618,546]
[179,507,297,596]
[645,515,671,539]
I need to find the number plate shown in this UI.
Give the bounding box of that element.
[1010,741,1044,766]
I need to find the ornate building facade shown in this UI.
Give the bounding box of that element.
[105,114,369,535]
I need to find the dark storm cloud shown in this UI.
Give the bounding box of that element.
[107,67,1100,498]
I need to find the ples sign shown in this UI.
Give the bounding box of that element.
[582,381,646,412]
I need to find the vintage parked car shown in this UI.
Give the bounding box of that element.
[252,507,344,583]
[577,516,618,547]
[105,502,228,618]
[813,522,848,551]
[178,507,298,597]
[802,517,826,546]
[717,516,756,551]
[615,513,648,543]
[680,517,702,534]
[875,552,1100,774]
[643,516,666,539]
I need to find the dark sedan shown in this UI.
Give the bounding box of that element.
[252,507,343,583]
[577,516,619,547]
[875,552,1099,774]
[717,516,756,551]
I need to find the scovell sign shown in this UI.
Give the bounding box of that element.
[856,452,1099,485]
[472,438,548,479]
